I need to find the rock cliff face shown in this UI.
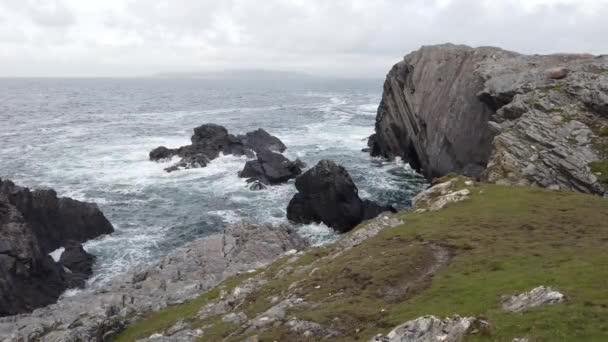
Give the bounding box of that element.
[0,179,113,316]
[369,44,608,196]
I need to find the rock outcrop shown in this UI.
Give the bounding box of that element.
[369,44,608,196]
[0,179,114,253]
[238,149,304,185]
[150,124,287,173]
[501,286,565,313]
[286,160,395,233]
[0,223,307,341]
[0,179,113,317]
[371,315,489,342]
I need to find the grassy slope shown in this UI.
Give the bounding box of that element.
[117,184,608,341]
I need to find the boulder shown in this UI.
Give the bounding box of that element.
[369,44,608,196]
[286,160,395,233]
[59,240,96,288]
[239,149,303,185]
[237,128,287,153]
[150,124,287,173]
[501,286,565,313]
[371,315,489,342]
[0,179,113,316]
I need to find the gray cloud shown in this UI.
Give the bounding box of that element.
[0,0,606,77]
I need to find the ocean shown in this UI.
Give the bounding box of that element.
[0,77,426,286]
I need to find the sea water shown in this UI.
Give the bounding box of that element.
[0,77,426,286]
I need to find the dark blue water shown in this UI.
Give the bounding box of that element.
[0,78,426,286]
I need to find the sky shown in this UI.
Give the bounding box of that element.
[0,0,607,78]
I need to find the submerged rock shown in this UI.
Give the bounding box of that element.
[371,315,489,342]
[150,124,287,173]
[501,286,565,313]
[286,160,395,233]
[369,43,608,196]
[239,149,303,185]
[0,179,113,317]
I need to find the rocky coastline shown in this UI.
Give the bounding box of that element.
[2,43,608,342]
[368,44,608,196]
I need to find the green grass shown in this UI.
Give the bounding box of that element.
[116,184,608,341]
[590,161,608,187]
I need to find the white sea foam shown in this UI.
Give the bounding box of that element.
[49,247,65,262]
[1,80,425,286]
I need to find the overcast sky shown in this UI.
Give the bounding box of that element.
[1,0,607,78]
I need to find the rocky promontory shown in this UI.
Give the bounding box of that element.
[0,179,114,316]
[368,44,608,196]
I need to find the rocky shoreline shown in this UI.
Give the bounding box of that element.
[2,43,608,341]
[0,223,307,341]
[368,44,608,196]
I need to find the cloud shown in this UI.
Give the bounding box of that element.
[0,0,607,77]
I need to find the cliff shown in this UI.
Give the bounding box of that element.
[369,44,608,196]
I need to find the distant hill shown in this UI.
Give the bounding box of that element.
[153,69,317,80]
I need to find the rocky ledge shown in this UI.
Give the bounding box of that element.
[0,223,306,341]
[287,160,395,233]
[0,179,114,317]
[369,43,608,196]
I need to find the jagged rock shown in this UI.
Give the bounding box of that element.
[149,146,177,161]
[413,178,472,211]
[0,179,114,253]
[150,124,287,173]
[0,179,113,317]
[239,149,302,185]
[59,240,96,288]
[371,315,489,342]
[237,128,287,154]
[501,286,565,312]
[369,44,608,196]
[0,223,307,341]
[286,160,395,233]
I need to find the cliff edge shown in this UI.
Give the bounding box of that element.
[369,44,608,196]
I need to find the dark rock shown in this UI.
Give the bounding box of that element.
[286,160,394,233]
[149,146,177,161]
[239,149,302,185]
[150,124,287,173]
[237,128,287,153]
[249,181,267,191]
[0,192,66,317]
[0,179,114,253]
[59,240,96,288]
[0,179,113,316]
